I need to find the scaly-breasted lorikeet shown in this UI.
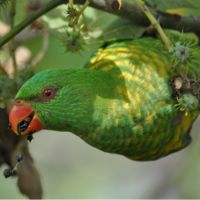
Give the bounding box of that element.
[9,37,200,160]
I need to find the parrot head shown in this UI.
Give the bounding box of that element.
[9,68,96,136]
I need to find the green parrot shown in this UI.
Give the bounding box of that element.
[9,37,200,161]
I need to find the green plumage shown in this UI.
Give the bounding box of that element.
[15,37,200,160]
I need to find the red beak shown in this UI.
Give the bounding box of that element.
[9,100,43,136]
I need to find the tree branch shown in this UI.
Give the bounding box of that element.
[1,0,200,48]
[0,0,67,47]
[8,0,18,77]
[90,1,200,35]
[135,0,171,50]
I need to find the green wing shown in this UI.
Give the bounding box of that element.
[84,37,198,160]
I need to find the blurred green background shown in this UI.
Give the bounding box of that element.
[1,0,200,198]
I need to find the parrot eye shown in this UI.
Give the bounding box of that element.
[41,87,56,100]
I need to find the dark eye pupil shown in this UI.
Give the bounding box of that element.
[42,87,56,100]
[44,90,52,97]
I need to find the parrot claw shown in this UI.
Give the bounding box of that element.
[27,133,34,142]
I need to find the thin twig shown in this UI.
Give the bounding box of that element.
[68,0,74,7]
[0,0,66,47]
[9,0,17,77]
[70,0,90,27]
[135,0,171,50]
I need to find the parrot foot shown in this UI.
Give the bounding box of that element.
[27,133,34,142]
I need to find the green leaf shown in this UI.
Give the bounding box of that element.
[100,17,146,42]
[166,7,200,16]
[146,0,200,16]
[146,0,193,11]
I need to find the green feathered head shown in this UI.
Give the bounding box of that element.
[9,68,101,136]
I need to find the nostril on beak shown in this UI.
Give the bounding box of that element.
[14,99,23,106]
